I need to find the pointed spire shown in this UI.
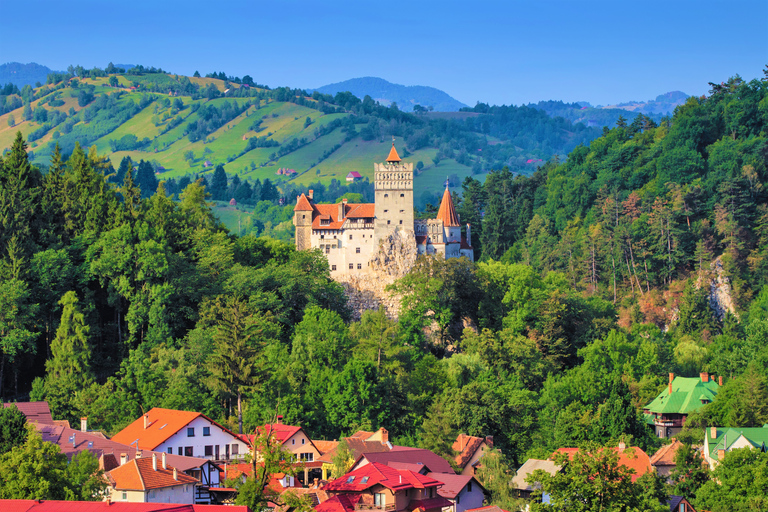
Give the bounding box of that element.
[436,187,460,227]
[386,138,401,163]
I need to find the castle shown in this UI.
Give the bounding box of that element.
[293,144,473,276]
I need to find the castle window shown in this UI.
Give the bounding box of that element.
[320,235,324,239]
[357,264,362,269]
[332,265,336,271]
[302,215,306,219]
[384,194,389,198]
[325,246,330,254]
[349,264,353,270]
[356,247,360,254]
[349,234,352,240]
[400,210,404,213]
[399,220,403,224]
[400,194,404,197]
[387,220,391,225]
[384,210,388,213]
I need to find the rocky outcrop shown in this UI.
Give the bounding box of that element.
[336,229,417,320]
[708,256,739,321]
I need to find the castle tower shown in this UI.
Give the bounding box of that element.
[293,190,314,251]
[436,187,462,244]
[374,142,414,247]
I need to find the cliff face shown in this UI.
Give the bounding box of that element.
[335,228,417,320]
[709,256,739,321]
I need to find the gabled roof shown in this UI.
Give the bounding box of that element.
[426,472,483,499]
[357,449,455,475]
[452,435,486,469]
[0,501,250,512]
[386,144,401,162]
[324,462,445,492]
[553,446,653,483]
[436,188,460,227]
[644,376,719,415]
[510,459,560,491]
[313,440,339,455]
[311,202,375,230]
[3,401,54,424]
[294,193,313,212]
[111,408,240,451]
[346,171,363,179]
[650,439,684,467]
[707,426,768,461]
[107,456,198,491]
[315,494,362,512]
[255,423,303,444]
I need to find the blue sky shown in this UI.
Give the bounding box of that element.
[1,0,766,107]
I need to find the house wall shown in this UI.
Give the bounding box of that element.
[155,416,248,460]
[147,484,195,504]
[283,430,321,461]
[460,443,489,476]
[450,483,485,512]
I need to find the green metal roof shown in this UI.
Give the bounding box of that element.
[707,426,768,460]
[644,377,719,415]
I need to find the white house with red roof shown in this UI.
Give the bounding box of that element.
[318,461,452,512]
[293,144,473,277]
[111,408,248,461]
[106,452,199,504]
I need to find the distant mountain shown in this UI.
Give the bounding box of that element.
[598,90,690,116]
[310,77,467,112]
[0,62,58,88]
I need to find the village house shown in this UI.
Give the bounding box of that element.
[644,372,721,438]
[3,401,58,425]
[111,408,249,462]
[351,448,456,475]
[703,425,768,469]
[317,428,394,480]
[649,439,687,481]
[667,496,697,512]
[424,473,486,512]
[293,144,473,276]
[318,461,452,512]
[246,417,324,484]
[106,452,199,504]
[452,435,494,476]
[345,171,363,182]
[0,501,250,512]
[553,442,654,483]
[510,459,560,503]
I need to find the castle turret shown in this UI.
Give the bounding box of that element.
[293,192,314,251]
[436,187,461,243]
[374,142,414,246]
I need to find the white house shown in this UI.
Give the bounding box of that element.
[111,408,249,461]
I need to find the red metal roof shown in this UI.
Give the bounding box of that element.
[425,473,483,499]
[325,462,444,493]
[0,501,250,512]
[315,494,361,512]
[407,497,454,512]
[436,188,460,227]
[358,449,455,475]
[3,401,54,424]
[310,203,375,230]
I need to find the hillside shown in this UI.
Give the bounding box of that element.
[311,76,468,112]
[0,62,58,88]
[0,67,602,204]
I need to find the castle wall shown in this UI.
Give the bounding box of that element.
[311,226,376,276]
[294,211,312,251]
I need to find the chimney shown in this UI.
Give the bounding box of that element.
[276,415,283,424]
[719,375,723,386]
[81,417,88,432]
[700,372,709,383]
[618,441,626,452]
[162,452,167,470]
[144,414,149,430]
[152,453,157,471]
[669,373,674,394]
[718,449,725,461]
[120,453,127,466]
[485,435,494,448]
[173,467,178,481]
[711,426,717,439]
[466,223,471,247]
[308,189,314,201]
[380,428,389,445]
[338,202,344,221]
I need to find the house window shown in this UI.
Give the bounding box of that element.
[400,210,404,213]
[321,235,324,239]
[185,447,193,457]
[384,209,388,213]
[468,481,472,492]
[457,495,461,504]
[167,447,172,454]
[205,446,213,457]
[203,427,210,437]
[232,444,239,455]
[122,492,127,500]
[178,447,183,455]
[292,439,295,445]
[300,453,314,462]
[325,246,330,254]
[187,427,195,437]
[374,493,385,508]
[356,247,360,254]
[357,264,362,269]
[332,265,337,271]
[302,438,305,445]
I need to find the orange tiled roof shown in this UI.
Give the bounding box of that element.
[314,440,339,455]
[107,456,198,491]
[452,435,484,468]
[650,439,683,467]
[311,203,375,230]
[386,144,401,162]
[553,446,653,483]
[436,188,460,227]
[294,194,313,212]
[345,204,375,218]
[111,408,239,451]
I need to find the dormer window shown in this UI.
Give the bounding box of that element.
[361,476,369,483]
[347,476,355,483]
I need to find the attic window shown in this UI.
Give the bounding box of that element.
[361,477,369,484]
[88,441,94,448]
[347,476,355,483]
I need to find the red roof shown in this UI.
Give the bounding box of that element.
[436,188,460,227]
[0,501,249,512]
[407,497,454,512]
[553,446,653,483]
[255,423,302,444]
[111,408,239,451]
[324,462,445,492]
[466,506,510,512]
[294,194,313,212]
[311,203,375,230]
[315,494,361,512]
[107,456,199,490]
[425,473,483,499]
[358,449,455,475]
[346,172,363,178]
[386,144,401,162]
[3,401,54,424]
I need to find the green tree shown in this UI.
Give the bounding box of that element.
[0,404,27,454]
[670,443,709,502]
[210,164,228,201]
[475,448,521,511]
[695,447,768,512]
[329,439,354,479]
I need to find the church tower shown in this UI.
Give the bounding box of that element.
[374,142,414,247]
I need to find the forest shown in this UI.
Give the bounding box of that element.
[0,69,767,510]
